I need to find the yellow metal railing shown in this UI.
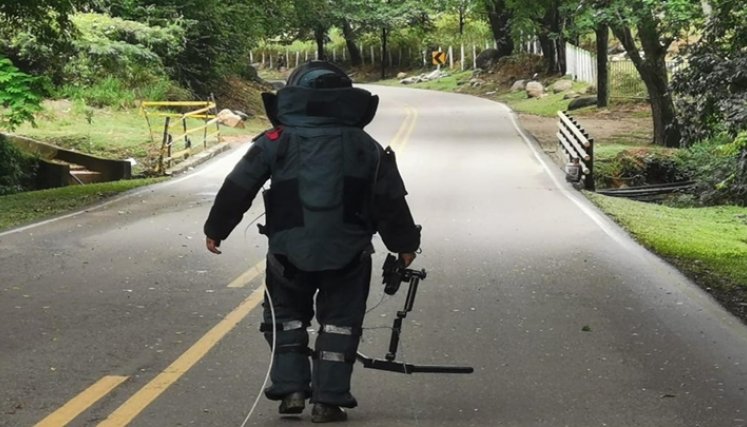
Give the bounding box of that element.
[140,100,222,173]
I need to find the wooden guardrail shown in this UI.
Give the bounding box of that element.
[140,100,222,173]
[556,111,595,190]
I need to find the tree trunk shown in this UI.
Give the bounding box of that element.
[459,7,465,36]
[341,19,362,66]
[540,1,565,75]
[538,32,557,74]
[485,0,514,56]
[381,27,388,80]
[611,24,682,147]
[314,27,326,61]
[596,23,609,108]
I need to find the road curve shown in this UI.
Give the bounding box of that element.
[0,85,745,427]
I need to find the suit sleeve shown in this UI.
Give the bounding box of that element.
[203,139,272,240]
[372,146,421,253]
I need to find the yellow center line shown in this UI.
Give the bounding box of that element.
[227,260,266,288]
[97,284,266,427]
[34,375,128,427]
[389,106,418,153]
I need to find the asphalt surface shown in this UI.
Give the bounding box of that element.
[1,85,746,427]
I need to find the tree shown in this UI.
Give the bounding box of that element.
[595,22,609,107]
[503,0,568,74]
[0,0,84,38]
[671,0,747,145]
[434,0,476,36]
[483,0,513,57]
[340,18,362,66]
[101,0,270,95]
[601,0,703,147]
[335,0,427,78]
[0,0,83,128]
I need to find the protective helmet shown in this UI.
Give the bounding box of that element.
[285,60,352,89]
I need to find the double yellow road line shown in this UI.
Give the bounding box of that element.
[389,105,418,154]
[34,104,419,427]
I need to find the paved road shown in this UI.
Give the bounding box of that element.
[1,85,746,427]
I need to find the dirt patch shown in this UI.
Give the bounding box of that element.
[518,113,653,152]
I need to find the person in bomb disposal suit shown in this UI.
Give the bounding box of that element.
[203,61,420,423]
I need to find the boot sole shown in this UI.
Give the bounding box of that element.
[279,397,306,414]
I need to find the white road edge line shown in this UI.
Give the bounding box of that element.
[0,144,243,238]
[504,106,635,252]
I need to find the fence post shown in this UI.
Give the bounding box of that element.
[210,93,221,144]
[370,45,375,65]
[448,46,454,69]
[460,44,465,71]
[161,116,171,172]
[472,45,477,69]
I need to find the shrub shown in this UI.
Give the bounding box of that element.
[0,55,43,131]
[0,135,38,195]
[595,148,684,189]
[675,133,747,206]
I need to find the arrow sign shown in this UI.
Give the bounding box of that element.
[432,51,447,65]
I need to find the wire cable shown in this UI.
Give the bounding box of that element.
[238,286,276,427]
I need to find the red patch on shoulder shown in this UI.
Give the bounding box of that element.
[265,127,283,141]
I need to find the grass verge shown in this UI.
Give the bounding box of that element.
[14,101,265,174]
[495,81,590,117]
[587,193,747,319]
[0,178,166,231]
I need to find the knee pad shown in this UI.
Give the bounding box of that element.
[314,324,362,364]
[261,320,311,355]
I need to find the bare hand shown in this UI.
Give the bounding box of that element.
[206,237,222,254]
[398,252,416,268]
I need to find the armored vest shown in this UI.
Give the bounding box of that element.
[259,86,382,271]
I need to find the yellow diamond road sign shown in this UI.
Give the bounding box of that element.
[432,51,447,65]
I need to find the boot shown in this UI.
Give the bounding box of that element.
[311,403,347,423]
[278,391,306,414]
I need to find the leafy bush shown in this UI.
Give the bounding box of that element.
[672,52,747,146]
[58,74,191,109]
[66,13,185,85]
[671,0,747,147]
[675,133,747,206]
[0,135,38,195]
[0,56,43,131]
[595,148,684,189]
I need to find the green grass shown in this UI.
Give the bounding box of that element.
[0,178,166,231]
[375,70,477,92]
[587,193,747,291]
[495,81,590,117]
[14,102,266,174]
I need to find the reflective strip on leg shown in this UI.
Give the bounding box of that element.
[260,320,306,333]
[320,324,361,336]
[283,320,305,331]
[314,350,355,363]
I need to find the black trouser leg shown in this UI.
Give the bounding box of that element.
[262,255,315,400]
[312,255,371,408]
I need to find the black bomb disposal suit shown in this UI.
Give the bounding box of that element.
[203,62,420,414]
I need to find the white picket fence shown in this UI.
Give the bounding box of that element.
[252,41,599,86]
[565,44,597,85]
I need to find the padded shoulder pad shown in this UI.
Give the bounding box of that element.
[375,145,407,198]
